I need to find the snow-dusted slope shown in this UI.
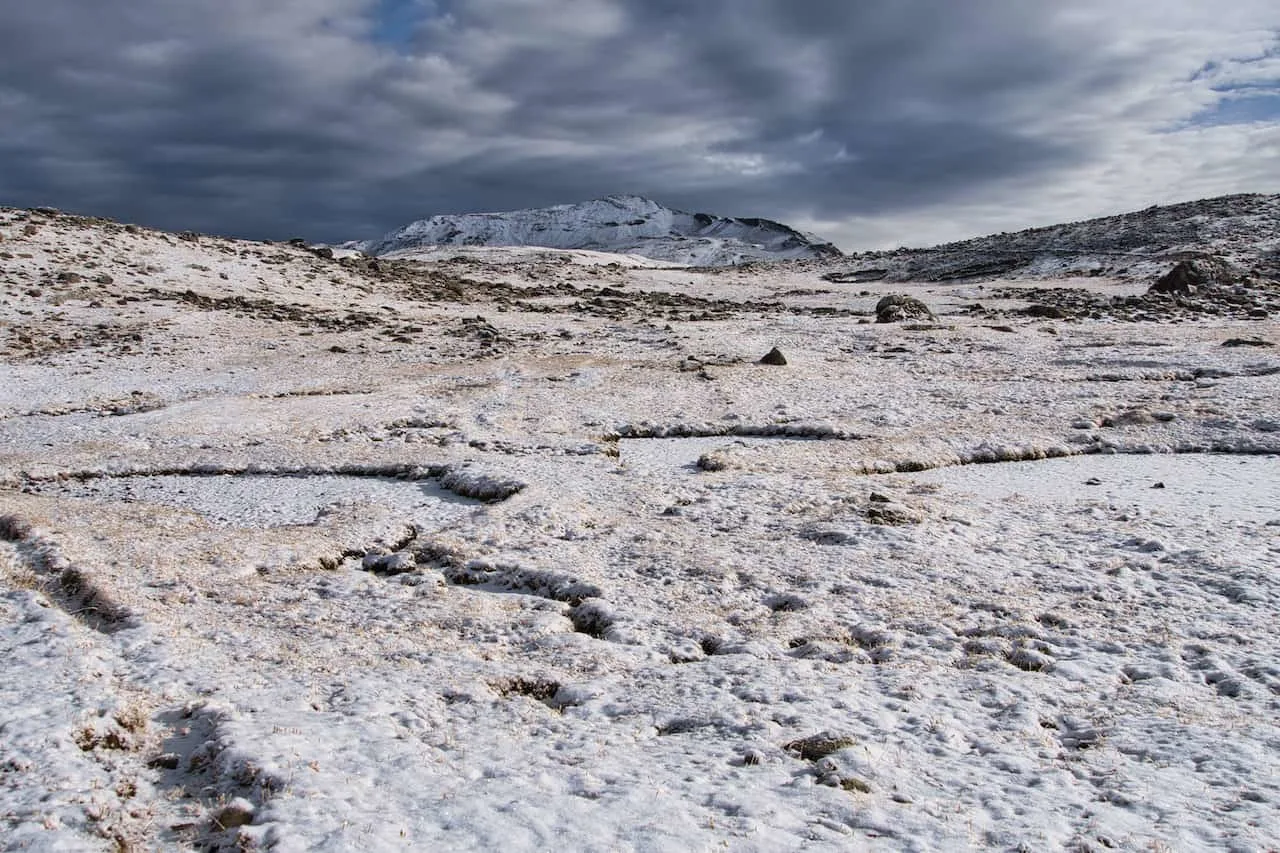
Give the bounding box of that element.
[1,205,1279,852]
[826,193,1280,283]
[356,195,842,266]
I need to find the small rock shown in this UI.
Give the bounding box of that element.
[866,501,922,525]
[784,732,856,761]
[695,451,732,472]
[758,346,787,365]
[56,271,82,283]
[1222,337,1272,348]
[213,798,255,830]
[1151,481,1165,489]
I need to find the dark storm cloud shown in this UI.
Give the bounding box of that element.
[0,0,1276,247]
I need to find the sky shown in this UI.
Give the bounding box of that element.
[1,1,1278,250]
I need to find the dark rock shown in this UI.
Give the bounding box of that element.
[1084,477,1102,486]
[1151,482,1165,489]
[177,231,200,242]
[1150,259,1234,295]
[55,272,82,283]
[1222,337,1273,347]
[1022,303,1070,319]
[758,346,787,365]
[93,273,113,285]
[875,294,935,323]
[822,268,888,283]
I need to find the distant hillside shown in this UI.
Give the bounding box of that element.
[823,194,1280,284]
[352,195,842,267]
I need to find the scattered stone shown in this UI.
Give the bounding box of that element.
[838,777,872,794]
[866,501,922,525]
[758,346,787,366]
[695,451,732,472]
[1101,409,1156,427]
[363,551,417,575]
[875,294,935,323]
[1222,337,1273,347]
[1007,645,1054,672]
[56,271,82,283]
[1022,303,1070,319]
[784,732,856,761]
[1151,481,1165,489]
[1084,477,1102,486]
[212,798,256,830]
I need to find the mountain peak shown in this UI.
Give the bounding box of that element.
[357,197,841,266]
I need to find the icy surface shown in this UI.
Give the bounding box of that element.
[1,203,1278,851]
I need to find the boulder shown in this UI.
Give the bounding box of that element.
[875,294,935,323]
[1151,261,1206,294]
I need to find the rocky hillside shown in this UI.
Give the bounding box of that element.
[823,193,1280,284]
[353,195,843,267]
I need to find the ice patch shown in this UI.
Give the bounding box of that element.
[904,453,1280,524]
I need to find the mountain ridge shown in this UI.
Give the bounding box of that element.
[353,195,843,267]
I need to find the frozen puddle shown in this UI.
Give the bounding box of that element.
[905,452,1280,524]
[32,473,478,528]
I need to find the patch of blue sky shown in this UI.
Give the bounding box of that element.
[1188,88,1280,127]
[370,0,430,52]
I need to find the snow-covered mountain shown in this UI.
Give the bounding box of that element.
[824,193,1280,284]
[354,195,842,266]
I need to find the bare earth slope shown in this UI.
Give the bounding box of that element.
[0,204,1278,851]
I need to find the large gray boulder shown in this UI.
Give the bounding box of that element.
[875,294,935,323]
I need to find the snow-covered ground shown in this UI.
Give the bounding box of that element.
[1,206,1278,851]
